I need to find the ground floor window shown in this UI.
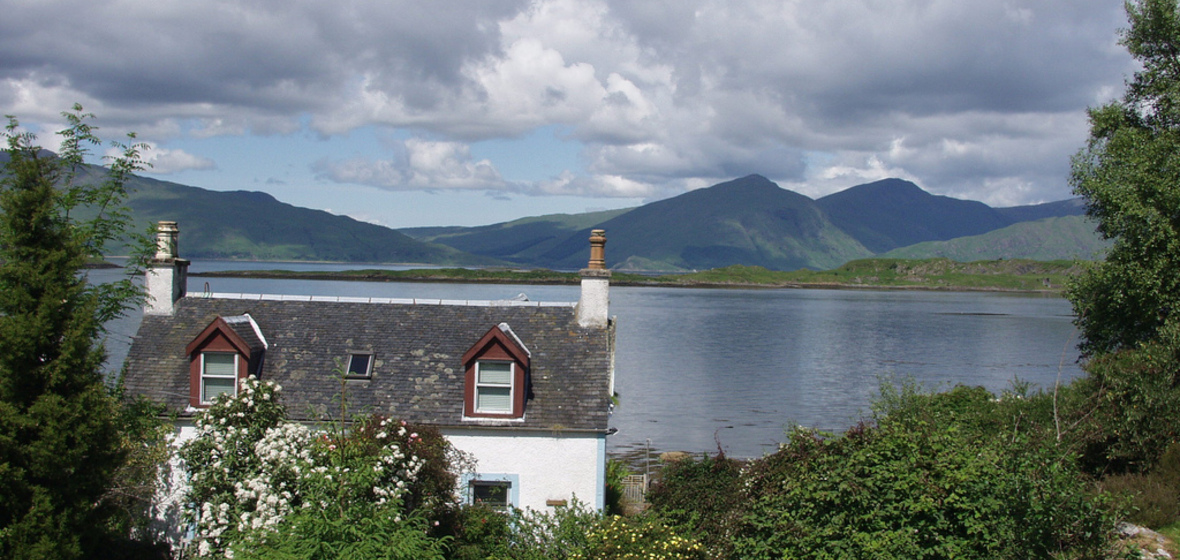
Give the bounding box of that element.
[463,473,518,510]
[471,481,510,510]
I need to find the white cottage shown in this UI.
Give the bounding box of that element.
[122,223,616,521]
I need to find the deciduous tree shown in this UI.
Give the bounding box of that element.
[1069,0,1180,355]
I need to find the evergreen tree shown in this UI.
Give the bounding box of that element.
[0,107,151,559]
[1069,0,1180,355]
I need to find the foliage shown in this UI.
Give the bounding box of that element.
[734,383,1113,560]
[230,506,445,560]
[0,107,155,559]
[1099,442,1180,528]
[1070,323,1180,473]
[572,515,704,560]
[646,452,745,559]
[441,504,516,560]
[96,393,175,549]
[604,459,629,516]
[178,377,452,559]
[1067,0,1180,355]
[443,501,704,560]
[442,500,600,560]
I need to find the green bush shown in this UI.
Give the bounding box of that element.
[604,459,629,516]
[572,515,704,560]
[1071,324,1180,474]
[646,452,744,559]
[734,385,1113,560]
[442,500,600,560]
[1100,442,1180,529]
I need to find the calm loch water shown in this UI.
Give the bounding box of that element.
[96,261,1083,459]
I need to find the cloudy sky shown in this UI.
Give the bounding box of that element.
[1,0,1134,228]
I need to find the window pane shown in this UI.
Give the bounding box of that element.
[203,376,236,402]
[477,386,511,412]
[347,354,372,377]
[204,353,236,377]
[472,481,510,508]
[478,362,512,385]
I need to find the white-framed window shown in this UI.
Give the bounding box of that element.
[346,353,373,378]
[201,352,238,404]
[475,361,513,413]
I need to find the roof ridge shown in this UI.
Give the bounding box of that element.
[195,293,577,308]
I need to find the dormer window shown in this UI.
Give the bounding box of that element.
[346,353,374,379]
[200,352,239,404]
[186,314,267,408]
[475,361,514,413]
[462,323,531,419]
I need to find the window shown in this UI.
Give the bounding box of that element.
[470,480,511,510]
[475,361,513,413]
[346,353,373,378]
[201,352,238,404]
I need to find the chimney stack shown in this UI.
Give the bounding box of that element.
[576,230,610,328]
[145,221,189,315]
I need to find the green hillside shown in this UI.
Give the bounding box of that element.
[536,175,874,271]
[108,172,501,265]
[400,207,633,261]
[411,176,1091,272]
[678,258,1084,291]
[882,215,1110,261]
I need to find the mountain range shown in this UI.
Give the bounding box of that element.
[403,175,1103,271]
[8,152,1103,270]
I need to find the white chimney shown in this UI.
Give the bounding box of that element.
[576,229,610,328]
[144,221,189,315]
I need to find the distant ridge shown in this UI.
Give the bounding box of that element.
[816,178,1012,253]
[122,175,499,264]
[882,215,1109,262]
[408,175,1097,271]
[7,150,1097,270]
[400,208,632,261]
[545,175,871,271]
[994,198,1086,222]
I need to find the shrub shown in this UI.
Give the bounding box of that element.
[178,377,453,558]
[1071,324,1180,474]
[735,385,1113,560]
[1100,442,1180,529]
[442,500,600,560]
[573,515,704,560]
[604,459,629,516]
[646,452,744,559]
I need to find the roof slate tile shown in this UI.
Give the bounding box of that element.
[123,296,614,432]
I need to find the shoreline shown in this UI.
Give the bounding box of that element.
[189,269,1065,295]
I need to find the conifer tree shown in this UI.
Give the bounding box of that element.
[0,107,151,559]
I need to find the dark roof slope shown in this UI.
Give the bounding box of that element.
[123,296,614,432]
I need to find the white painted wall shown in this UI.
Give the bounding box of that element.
[154,422,605,550]
[444,428,606,511]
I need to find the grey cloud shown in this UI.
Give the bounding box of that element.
[0,0,1140,206]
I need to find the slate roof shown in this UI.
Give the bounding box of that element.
[123,295,615,432]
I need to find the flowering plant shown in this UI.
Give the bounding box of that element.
[178,377,445,559]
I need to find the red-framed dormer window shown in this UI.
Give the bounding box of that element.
[199,352,239,403]
[462,324,530,419]
[185,315,265,408]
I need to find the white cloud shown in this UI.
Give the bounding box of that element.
[315,138,509,191]
[122,143,217,174]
